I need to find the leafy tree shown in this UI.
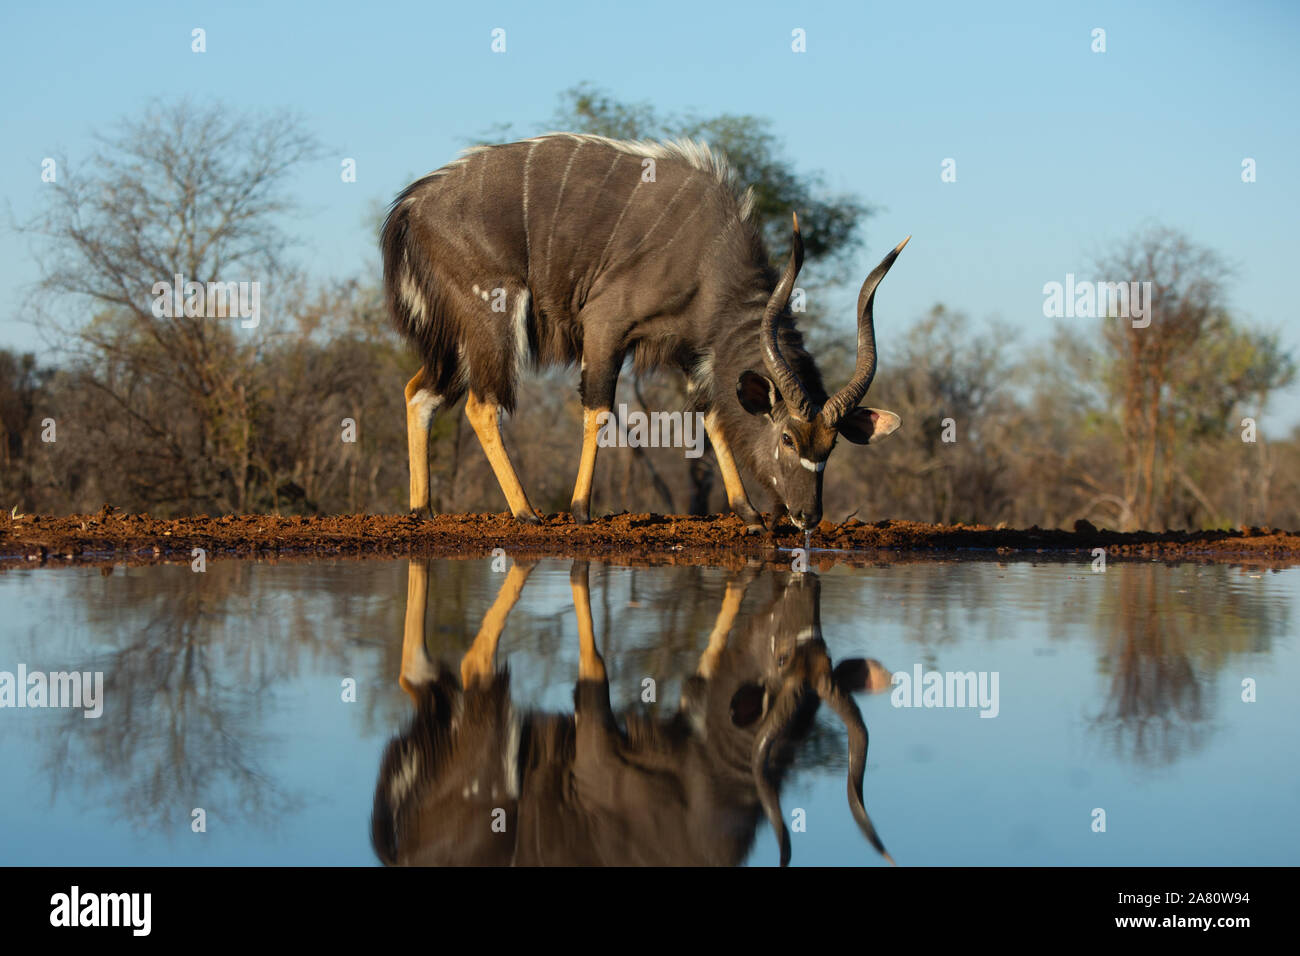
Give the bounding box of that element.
[1091,227,1294,528]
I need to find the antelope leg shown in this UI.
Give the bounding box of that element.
[569,406,609,525]
[570,349,621,525]
[696,572,754,679]
[399,560,437,702]
[570,561,606,682]
[460,561,536,686]
[465,388,541,523]
[404,367,442,516]
[704,411,765,533]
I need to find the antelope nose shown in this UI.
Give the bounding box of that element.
[792,509,819,530]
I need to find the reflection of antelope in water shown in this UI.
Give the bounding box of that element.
[372,561,894,866]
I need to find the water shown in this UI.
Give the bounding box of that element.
[0,557,1295,866]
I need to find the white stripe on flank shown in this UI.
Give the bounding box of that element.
[389,748,420,805]
[652,193,708,257]
[546,140,584,278]
[522,139,540,262]
[511,289,531,377]
[623,172,696,260]
[596,175,643,270]
[398,254,427,328]
[504,706,521,798]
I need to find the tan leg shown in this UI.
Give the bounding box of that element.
[570,406,608,524]
[460,562,536,686]
[400,560,438,702]
[404,368,441,515]
[570,562,605,682]
[464,389,540,523]
[696,575,753,679]
[705,411,765,533]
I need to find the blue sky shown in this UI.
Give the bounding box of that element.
[2,0,1297,425]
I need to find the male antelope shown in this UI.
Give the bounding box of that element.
[373,560,894,866]
[383,134,907,531]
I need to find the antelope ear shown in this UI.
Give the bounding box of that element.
[737,371,778,416]
[833,658,894,694]
[729,682,766,726]
[837,407,901,445]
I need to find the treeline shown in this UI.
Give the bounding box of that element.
[3,285,1295,530]
[2,97,1295,531]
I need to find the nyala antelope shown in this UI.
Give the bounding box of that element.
[372,561,895,866]
[382,133,908,531]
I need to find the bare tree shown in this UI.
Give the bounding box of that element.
[24,100,319,513]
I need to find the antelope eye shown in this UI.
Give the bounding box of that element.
[780,433,795,449]
[777,653,790,667]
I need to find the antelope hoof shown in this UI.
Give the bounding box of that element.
[513,510,542,526]
[733,505,765,535]
[571,503,590,525]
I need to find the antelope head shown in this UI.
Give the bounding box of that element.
[737,217,908,530]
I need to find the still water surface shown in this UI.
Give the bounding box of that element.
[0,557,1295,865]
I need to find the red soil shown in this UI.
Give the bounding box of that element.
[2,507,1298,570]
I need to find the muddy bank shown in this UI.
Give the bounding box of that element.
[2,508,1298,570]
